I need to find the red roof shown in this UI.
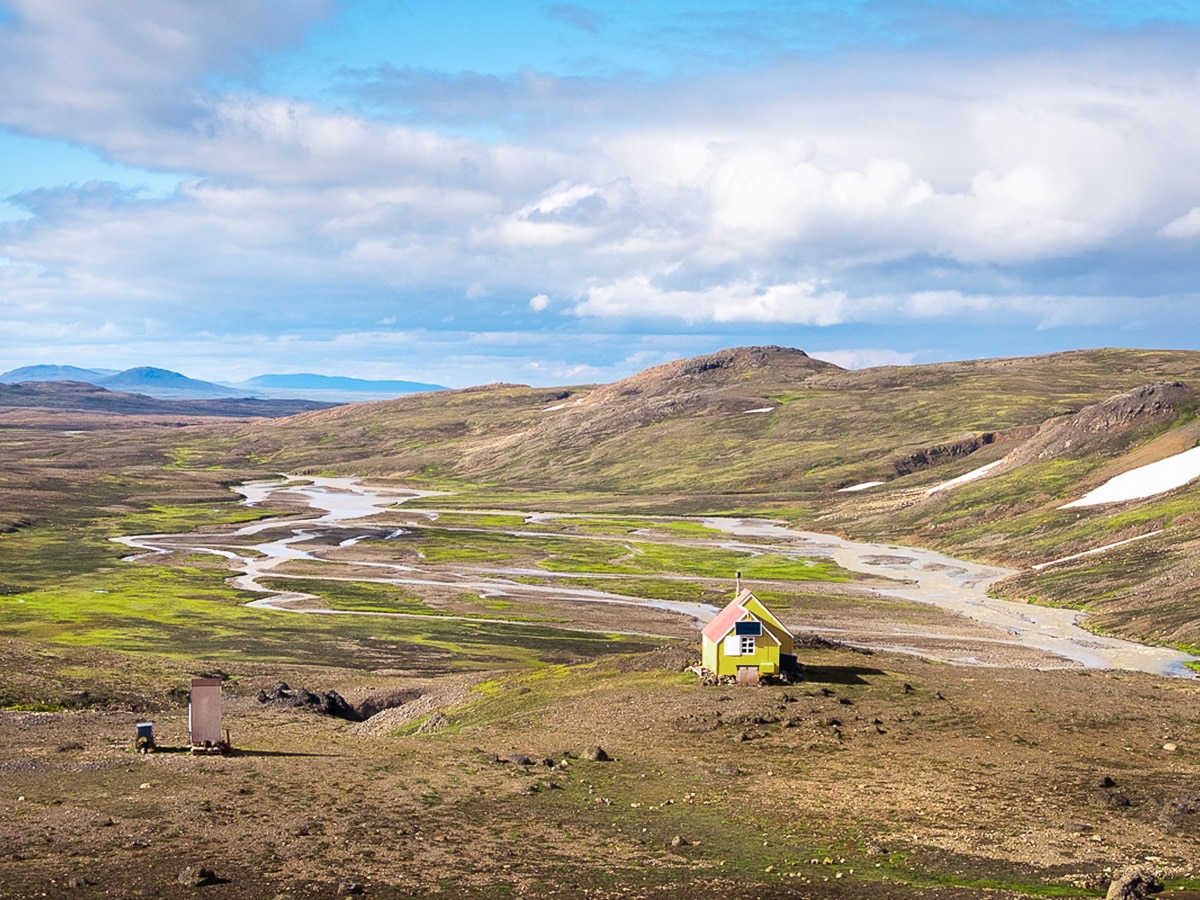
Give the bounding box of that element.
[701,589,755,643]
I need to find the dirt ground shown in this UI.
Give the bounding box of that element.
[2,644,1200,899]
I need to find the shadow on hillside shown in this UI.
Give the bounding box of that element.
[796,665,886,686]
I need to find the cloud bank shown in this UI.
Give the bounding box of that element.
[0,1,1198,383]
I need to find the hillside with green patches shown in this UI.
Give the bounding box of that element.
[202,345,1200,647]
[4,344,1200,650]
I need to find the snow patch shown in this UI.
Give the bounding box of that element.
[742,407,774,414]
[1060,445,1200,508]
[543,403,565,412]
[927,460,1004,494]
[839,481,885,492]
[1032,530,1164,570]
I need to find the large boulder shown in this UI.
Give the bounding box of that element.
[1105,866,1164,900]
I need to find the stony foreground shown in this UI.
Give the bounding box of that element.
[2,646,1200,898]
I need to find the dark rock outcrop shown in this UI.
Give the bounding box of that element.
[1105,866,1163,899]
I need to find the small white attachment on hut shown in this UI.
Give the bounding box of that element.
[189,677,225,753]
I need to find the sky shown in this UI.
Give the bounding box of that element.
[1,1,1199,388]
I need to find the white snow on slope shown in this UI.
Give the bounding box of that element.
[839,481,885,492]
[927,460,1004,494]
[1061,445,1200,508]
[1032,530,1164,570]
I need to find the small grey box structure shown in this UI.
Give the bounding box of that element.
[188,677,226,753]
[135,721,155,753]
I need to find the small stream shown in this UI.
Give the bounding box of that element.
[117,476,1196,677]
[701,518,1195,677]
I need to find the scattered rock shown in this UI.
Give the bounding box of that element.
[415,711,448,734]
[355,688,421,720]
[257,682,361,721]
[1096,775,1116,788]
[1104,865,1163,900]
[320,690,358,721]
[338,882,365,895]
[583,746,610,762]
[863,840,887,856]
[1162,742,1177,752]
[176,865,220,888]
[1157,793,1200,832]
[55,742,84,753]
[505,754,534,767]
[95,817,114,828]
[1096,791,1131,809]
[66,875,92,888]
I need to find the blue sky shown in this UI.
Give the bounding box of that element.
[1,1,1199,387]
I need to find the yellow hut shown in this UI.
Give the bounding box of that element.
[701,589,795,684]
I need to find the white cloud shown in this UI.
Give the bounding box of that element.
[810,348,918,369]
[1160,207,1200,238]
[0,3,1198,378]
[575,275,848,324]
[904,291,996,318]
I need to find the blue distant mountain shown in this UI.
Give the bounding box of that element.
[0,365,446,402]
[236,374,446,398]
[0,364,117,382]
[95,367,245,399]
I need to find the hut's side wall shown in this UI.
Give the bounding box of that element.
[189,678,222,745]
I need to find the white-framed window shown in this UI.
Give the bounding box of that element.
[739,635,756,655]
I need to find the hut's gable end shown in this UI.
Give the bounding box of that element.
[701,591,790,678]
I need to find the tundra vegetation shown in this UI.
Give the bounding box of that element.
[3,347,1200,898]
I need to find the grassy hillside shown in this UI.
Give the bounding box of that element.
[199,345,1200,647]
[4,344,1200,649]
[223,346,1200,493]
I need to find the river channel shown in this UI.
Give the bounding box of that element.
[118,476,1196,677]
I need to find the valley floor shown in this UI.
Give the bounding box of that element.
[2,646,1200,899]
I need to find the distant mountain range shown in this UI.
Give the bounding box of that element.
[0,380,336,418]
[0,365,447,402]
[235,373,448,402]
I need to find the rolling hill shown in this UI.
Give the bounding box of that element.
[0,380,336,418]
[216,345,1200,647]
